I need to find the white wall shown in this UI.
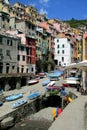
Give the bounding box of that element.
[54,38,74,66]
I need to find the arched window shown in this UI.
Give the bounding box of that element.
[0,63,3,73]
[6,63,10,73]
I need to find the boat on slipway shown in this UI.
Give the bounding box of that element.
[46,85,62,91]
[63,76,80,87]
[11,99,27,109]
[46,81,55,87]
[27,92,41,100]
[42,79,50,86]
[27,79,39,85]
[5,93,23,101]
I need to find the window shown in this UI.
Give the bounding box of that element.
[62,50,64,54]
[57,45,59,48]
[11,40,12,46]
[62,57,64,61]
[62,44,64,48]
[0,49,2,55]
[57,39,59,42]
[7,40,13,46]
[31,67,33,72]
[17,55,20,61]
[0,37,2,44]
[6,50,10,56]
[12,66,15,69]
[3,25,5,28]
[2,17,4,21]
[17,67,19,73]
[21,46,24,51]
[68,38,70,41]
[57,50,60,54]
[22,55,25,61]
[7,40,9,45]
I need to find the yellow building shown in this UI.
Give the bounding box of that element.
[83,33,87,60]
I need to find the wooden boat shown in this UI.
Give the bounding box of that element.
[47,81,55,87]
[48,70,64,81]
[46,85,62,91]
[27,79,39,85]
[0,89,3,94]
[5,93,23,101]
[27,92,41,100]
[0,100,3,106]
[42,79,50,86]
[11,99,27,109]
[63,77,80,85]
[38,72,45,78]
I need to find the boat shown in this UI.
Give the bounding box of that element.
[38,72,45,78]
[0,100,3,106]
[27,79,39,85]
[42,79,50,86]
[27,92,41,100]
[11,99,27,109]
[47,81,55,87]
[5,93,23,101]
[0,89,3,95]
[46,85,62,91]
[63,77,80,85]
[48,70,64,81]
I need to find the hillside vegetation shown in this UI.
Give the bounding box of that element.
[64,18,87,28]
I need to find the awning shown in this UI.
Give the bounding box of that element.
[65,60,87,71]
[64,79,80,85]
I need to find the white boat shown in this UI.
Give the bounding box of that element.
[64,77,80,85]
[27,79,39,85]
[47,81,55,87]
[11,99,27,109]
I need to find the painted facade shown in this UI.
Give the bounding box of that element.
[0,32,18,73]
[54,37,75,66]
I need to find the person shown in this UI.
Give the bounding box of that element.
[61,87,67,96]
[53,107,59,121]
[58,108,62,115]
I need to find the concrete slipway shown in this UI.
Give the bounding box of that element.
[49,90,87,130]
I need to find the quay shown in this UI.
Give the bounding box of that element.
[0,76,87,130]
[0,77,47,118]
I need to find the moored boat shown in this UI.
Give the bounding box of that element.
[27,79,39,85]
[46,85,62,91]
[5,93,23,101]
[27,92,41,100]
[11,99,27,109]
[38,72,45,78]
[47,81,55,87]
[42,79,50,86]
[0,100,3,106]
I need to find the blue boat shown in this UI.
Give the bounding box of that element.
[0,100,3,106]
[0,89,3,95]
[42,79,50,86]
[48,70,64,80]
[11,99,27,109]
[27,92,41,100]
[5,93,23,101]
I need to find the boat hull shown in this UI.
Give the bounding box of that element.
[5,93,23,101]
[27,79,39,85]
[27,92,41,100]
[11,99,27,109]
